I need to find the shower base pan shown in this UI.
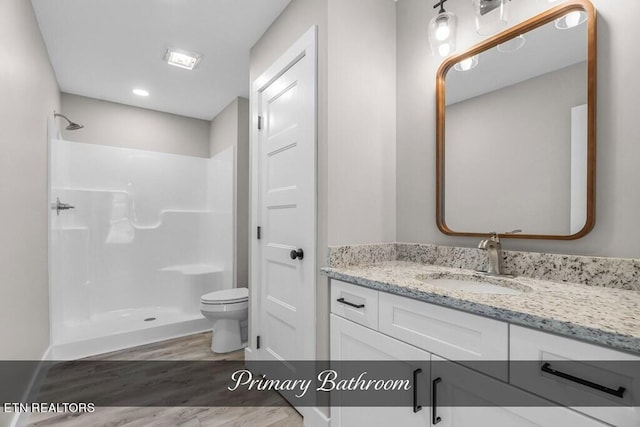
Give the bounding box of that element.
[52,308,210,360]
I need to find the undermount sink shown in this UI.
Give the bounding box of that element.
[416,272,531,296]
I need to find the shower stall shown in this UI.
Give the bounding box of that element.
[49,130,235,359]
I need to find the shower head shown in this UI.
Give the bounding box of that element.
[54,112,84,130]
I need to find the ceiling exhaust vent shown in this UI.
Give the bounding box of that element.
[163,48,202,70]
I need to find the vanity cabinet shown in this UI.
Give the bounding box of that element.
[330,314,431,427]
[430,354,606,427]
[329,279,626,427]
[378,292,508,381]
[331,279,379,329]
[510,325,640,427]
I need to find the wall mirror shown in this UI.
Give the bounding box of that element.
[436,0,596,240]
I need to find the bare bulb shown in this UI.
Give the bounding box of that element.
[435,20,450,41]
[438,43,451,57]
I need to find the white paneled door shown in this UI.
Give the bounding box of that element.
[250,25,317,408]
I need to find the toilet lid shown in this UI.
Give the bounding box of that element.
[201,287,248,304]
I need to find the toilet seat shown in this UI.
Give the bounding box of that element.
[201,287,248,305]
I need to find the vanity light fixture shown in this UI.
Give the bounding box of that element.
[429,0,457,57]
[555,10,587,29]
[454,55,479,71]
[472,0,509,36]
[164,48,202,70]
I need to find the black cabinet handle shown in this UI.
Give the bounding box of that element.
[541,363,626,398]
[432,377,442,425]
[290,248,304,260]
[336,298,364,309]
[413,368,423,413]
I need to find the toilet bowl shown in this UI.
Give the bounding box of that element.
[200,287,248,353]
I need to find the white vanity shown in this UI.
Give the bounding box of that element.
[326,271,640,427]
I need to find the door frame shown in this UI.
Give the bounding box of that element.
[247,26,318,364]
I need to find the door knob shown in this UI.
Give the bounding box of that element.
[290,248,304,260]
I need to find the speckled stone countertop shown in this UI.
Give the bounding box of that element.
[322,261,640,356]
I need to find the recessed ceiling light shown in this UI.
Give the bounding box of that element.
[164,48,202,70]
[133,88,149,97]
[454,55,479,72]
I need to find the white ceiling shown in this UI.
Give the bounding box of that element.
[31,0,291,120]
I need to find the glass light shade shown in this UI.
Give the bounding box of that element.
[429,11,457,57]
[497,35,526,53]
[453,55,479,71]
[555,10,587,29]
[472,0,508,36]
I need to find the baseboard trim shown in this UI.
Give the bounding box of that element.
[41,346,52,361]
[244,346,255,361]
[304,406,330,427]
[9,345,52,427]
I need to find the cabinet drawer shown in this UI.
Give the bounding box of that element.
[331,280,379,329]
[431,354,607,427]
[379,292,508,380]
[510,325,640,427]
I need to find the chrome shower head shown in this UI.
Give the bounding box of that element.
[54,112,84,130]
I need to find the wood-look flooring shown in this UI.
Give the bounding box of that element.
[28,332,304,427]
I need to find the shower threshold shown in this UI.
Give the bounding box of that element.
[52,310,209,360]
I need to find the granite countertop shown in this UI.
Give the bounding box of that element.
[322,261,640,356]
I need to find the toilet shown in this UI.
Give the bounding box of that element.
[200,287,249,353]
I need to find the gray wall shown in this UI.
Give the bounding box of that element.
[236,98,250,290]
[61,93,211,157]
[397,0,640,258]
[209,97,250,289]
[210,98,238,156]
[0,0,60,424]
[327,0,397,245]
[0,0,60,359]
[250,0,397,361]
[445,62,586,235]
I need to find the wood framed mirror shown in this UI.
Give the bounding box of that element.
[436,0,596,240]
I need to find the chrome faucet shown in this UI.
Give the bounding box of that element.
[478,230,521,275]
[478,232,503,275]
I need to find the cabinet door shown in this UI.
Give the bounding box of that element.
[431,355,607,427]
[330,314,431,427]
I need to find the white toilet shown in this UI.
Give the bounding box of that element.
[200,287,249,353]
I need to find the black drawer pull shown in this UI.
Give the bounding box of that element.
[541,363,626,398]
[413,368,423,413]
[336,298,364,309]
[432,377,442,425]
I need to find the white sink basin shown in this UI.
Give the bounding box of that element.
[416,273,531,295]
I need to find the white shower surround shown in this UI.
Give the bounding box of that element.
[49,139,235,359]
